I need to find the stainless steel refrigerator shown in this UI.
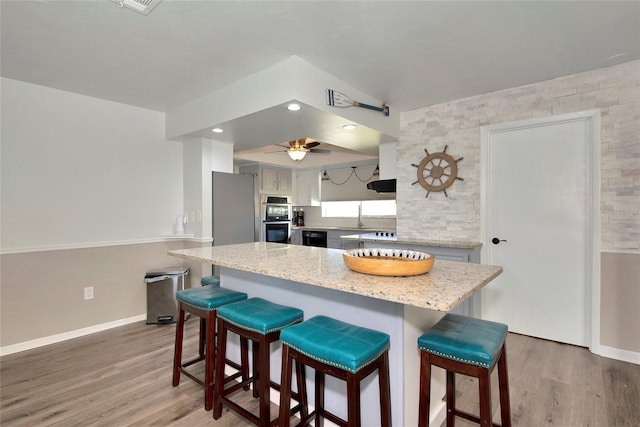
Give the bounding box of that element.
[212,172,256,275]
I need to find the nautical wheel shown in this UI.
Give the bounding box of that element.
[411,145,464,198]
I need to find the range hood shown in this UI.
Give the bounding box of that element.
[367,179,396,193]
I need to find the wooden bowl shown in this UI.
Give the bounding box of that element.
[342,248,434,276]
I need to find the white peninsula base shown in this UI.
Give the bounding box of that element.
[219,267,447,427]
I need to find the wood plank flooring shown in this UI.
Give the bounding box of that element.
[1,318,639,426]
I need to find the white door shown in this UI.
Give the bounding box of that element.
[481,112,598,347]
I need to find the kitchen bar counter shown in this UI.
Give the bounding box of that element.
[168,242,500,311]
[168,242,502,426]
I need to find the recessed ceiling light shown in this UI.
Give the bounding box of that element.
[287,103,301,111]
[343,124,357,130]
[212,128,223,133]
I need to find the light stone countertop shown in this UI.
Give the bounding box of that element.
[341,232,482,249]
[168,242,502,311]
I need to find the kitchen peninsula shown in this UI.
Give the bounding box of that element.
[169,242,502,426]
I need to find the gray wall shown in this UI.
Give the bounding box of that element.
[0,78,184,350]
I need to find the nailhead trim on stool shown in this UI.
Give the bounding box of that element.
[172,286,248,412]
[214,298,306,427]
[279,315,392,427]
[417,313,512,427]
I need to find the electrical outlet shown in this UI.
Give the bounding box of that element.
[84,286,94,300]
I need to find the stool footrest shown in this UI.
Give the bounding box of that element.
[180,354,205,369]
[179,369,205,387]
[455,408,502,427]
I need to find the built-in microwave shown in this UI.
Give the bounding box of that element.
[263,198,291,221]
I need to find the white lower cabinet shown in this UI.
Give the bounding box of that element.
[290,228,302,245]
[327,230,363,249]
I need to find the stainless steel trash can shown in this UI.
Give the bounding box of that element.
[144,267,189,324]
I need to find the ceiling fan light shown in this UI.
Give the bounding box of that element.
[287,149,307,161]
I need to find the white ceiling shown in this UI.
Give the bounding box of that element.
[2,1,639,167]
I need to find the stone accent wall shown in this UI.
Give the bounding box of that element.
[398,60,640,251]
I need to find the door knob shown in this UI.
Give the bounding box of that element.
[492,237,507,245]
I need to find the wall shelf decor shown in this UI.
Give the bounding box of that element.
[411,145,464,198]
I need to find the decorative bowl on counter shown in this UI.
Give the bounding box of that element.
[342,248,434,277]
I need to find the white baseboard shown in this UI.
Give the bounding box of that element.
[0,314,147,356]
[595,344,640,365]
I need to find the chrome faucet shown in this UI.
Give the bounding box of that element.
[357,204,364,229]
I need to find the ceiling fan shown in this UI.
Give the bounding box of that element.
[269,138,331,161]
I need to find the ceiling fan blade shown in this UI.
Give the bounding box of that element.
[303,141,320,149]
[309,148,331,154]
[265,150,286,154]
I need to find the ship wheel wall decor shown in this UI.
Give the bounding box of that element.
[411,145,464,198]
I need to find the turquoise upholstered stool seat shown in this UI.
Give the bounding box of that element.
[172,286,248,412]
[417,313,512,427]
[417,313,508,369]
[280,315,390,374]
[176,286,246,311]
[279,315,392,427]
[214,298,306,426]
[216,297,304,335]
[200,275,221,287]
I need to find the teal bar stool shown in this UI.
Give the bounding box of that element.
[172,286,249,411]
[201,275,221,286]
[279,315,392,427]
[198,275,220,354]
[417,313,511,427]
[213,297,307,427]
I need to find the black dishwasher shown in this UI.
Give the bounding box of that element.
[302,230,327,247]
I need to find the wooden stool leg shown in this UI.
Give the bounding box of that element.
[498,343,512,427]
[379,352,392,427]
[478,368,492,427]
[172,305,186,387]
[418,351,431,427]
[252,341,260,398]
[346,373,360,427]
[295,360,309,421]
[204,311,216,411]
[278,345,294,427]
[446,370,455,427]
[240,336,250,390]
[315,370,325,427]
[199,318,206,356]
[258,337,271,427]
[213,320,228,420]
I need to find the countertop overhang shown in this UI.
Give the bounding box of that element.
[169,242,501,311]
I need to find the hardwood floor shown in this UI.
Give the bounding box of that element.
[1,318,638,426]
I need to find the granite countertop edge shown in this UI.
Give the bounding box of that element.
[168,243,501,311]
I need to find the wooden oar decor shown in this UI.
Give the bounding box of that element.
[326,89,390,116]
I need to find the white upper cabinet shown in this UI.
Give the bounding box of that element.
[292,168,321,206]
[260,167,291,194]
